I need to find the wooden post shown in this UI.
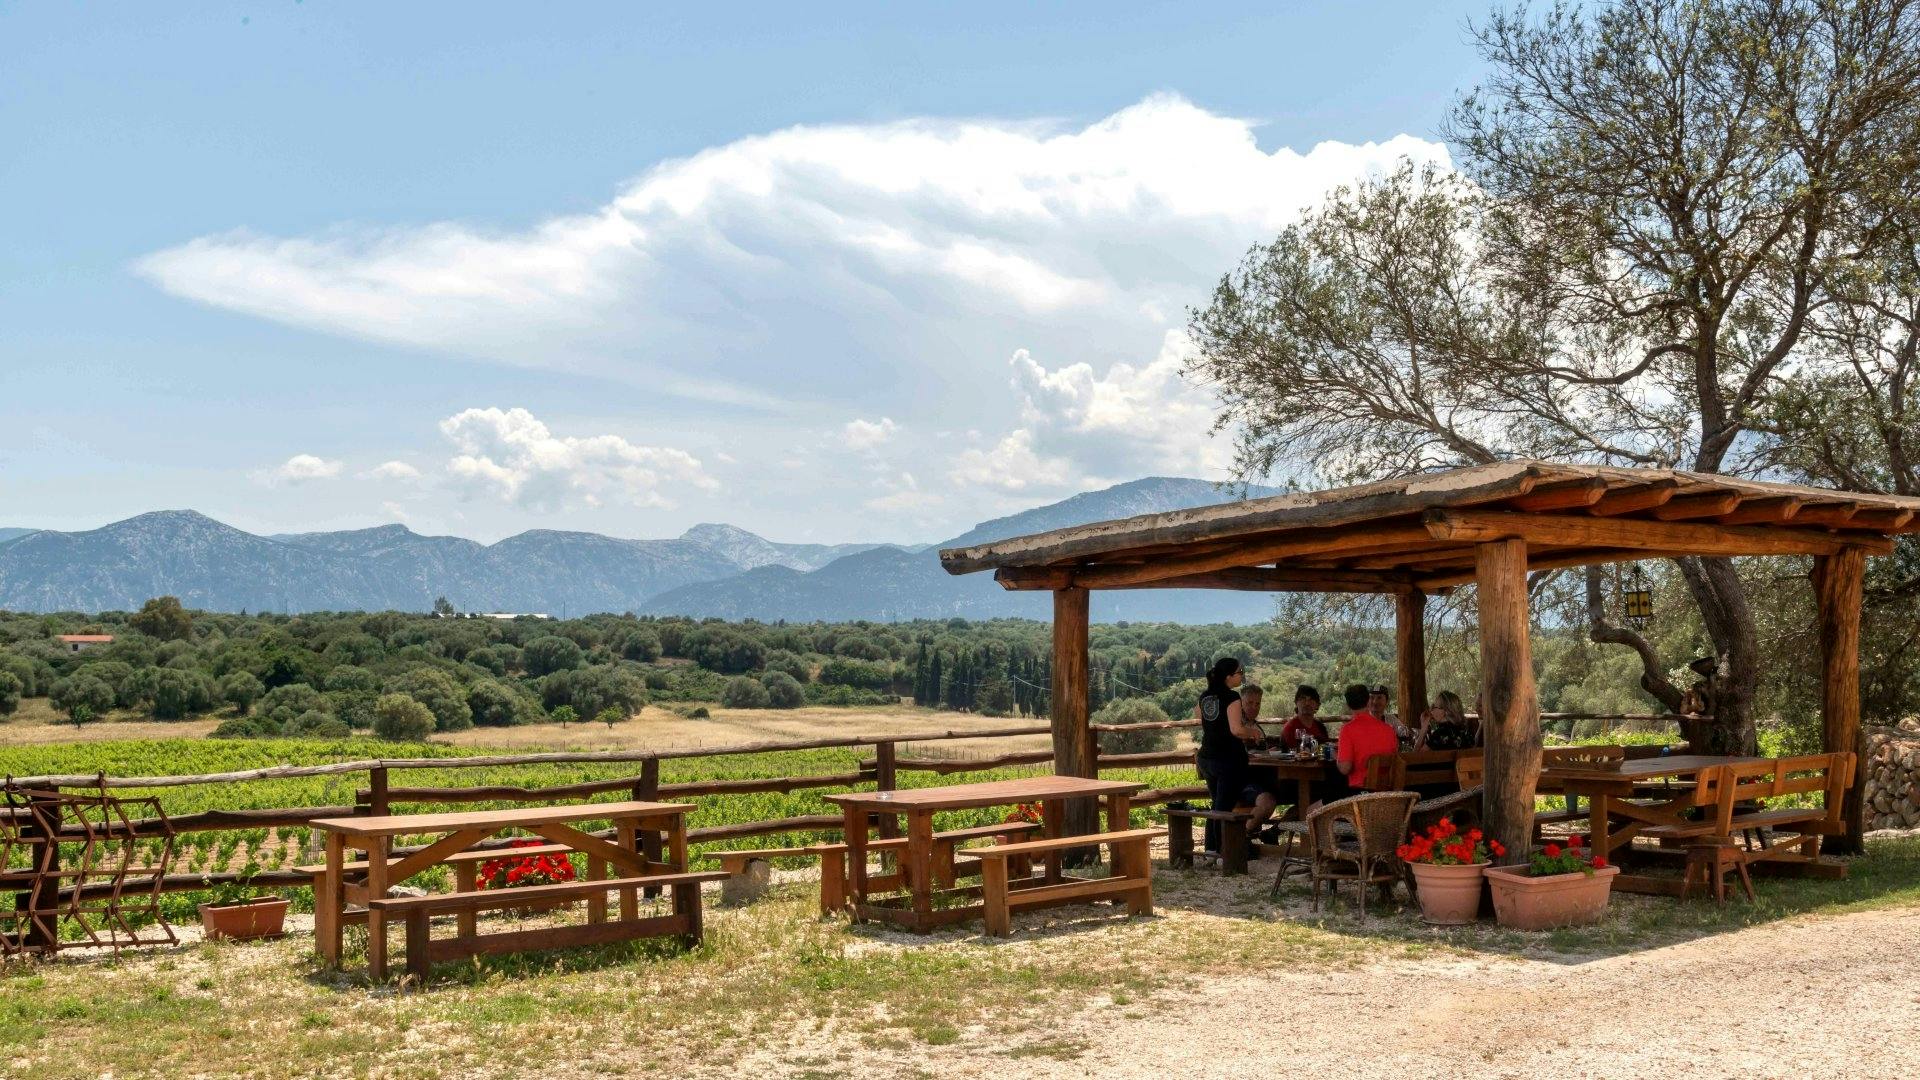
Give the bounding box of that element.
[636,759,662,898]
[368,766,390,816]
[1395,589,1429,722]
[1814,548,1867,855]
[1474,539,1541,864]
[1051,587,1099,847]
[873,741,901,840]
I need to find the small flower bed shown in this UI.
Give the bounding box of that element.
[1398,818,1504,865]
[478,839,578,890]
[1527,835,1607,876]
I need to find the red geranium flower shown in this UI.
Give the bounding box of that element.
[1543,843,1562,858]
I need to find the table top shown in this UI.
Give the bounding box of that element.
[1247,752,1341,776]
[312,799,691,838]
[1541,754,1763,783]
[823,775,1142,812]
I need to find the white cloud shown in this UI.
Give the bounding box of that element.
[863,471,943,514]
[364,460,422,482]
[255,453,343,486]
[438,406,717,512]
[134,96,1447,411]
[841,416,898,451]
[381,500,410,522]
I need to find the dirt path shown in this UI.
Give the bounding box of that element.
[769,904,1920,1079]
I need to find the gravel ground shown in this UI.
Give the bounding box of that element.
[723,902,1920,1079]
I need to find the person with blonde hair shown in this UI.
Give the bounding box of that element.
[1415,689,1479,751]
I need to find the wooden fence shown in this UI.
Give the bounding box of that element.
[6,710,1690,901]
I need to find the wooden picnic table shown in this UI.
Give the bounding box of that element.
[1540,754,1760,895]
[823,775,1144,932]
[1246,753,1345,819]
[311,800,692,978]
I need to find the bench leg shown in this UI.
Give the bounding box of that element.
[1117,839,1153,917]
[980,858,1012,937]
[586,854,607,924]
[311,870,336,965]
[404,908,431,984]
[1167,816,1194,870]
[818,849,846,917]
[673,880,703,947]
[931,840,957,889]
[455,862,479,937]
[1222,823,1249,877]
[617,822,639,921]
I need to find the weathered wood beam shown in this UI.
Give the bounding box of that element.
[1584,480,1680,516]
[1344,546,1484,570]
[1018,520,1433,589]
[996,565,1417,593]
[1395,590,1428,718]
[1793,504,1861,528]
[1714,496,1804,526]
[1051,588,1098,842]
[1648,492,1744,520]
[1500,477,1609,512]
[1422,508,1892,557]
[1416,547,1698,589]
[1813,549,1866,855]
[1848,507,1916,530]
[1475,539,1540,866]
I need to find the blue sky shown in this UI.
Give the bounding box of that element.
[1,2,1483,543]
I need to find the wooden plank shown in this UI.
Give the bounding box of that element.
[1792,504,1861,527]
[1002,876,1141,908]
[1584,480,1680,516]
[1396,589,1429,718]
[312,800,691,838]
[367,872,723,914]
[1714,496,1805,526]
[1814,549,1867,854]
[970,828,1162,858]
[995,565,1415,593]
[382,827,496,887]
[1475,538,1541,866]
[421,913,693,968]
[1042,521,1433,589]
[1848,507,1915,530]
[1423,509,1891,557]
[824,776,1139,812]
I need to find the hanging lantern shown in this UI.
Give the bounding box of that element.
[1623,564,1654,627]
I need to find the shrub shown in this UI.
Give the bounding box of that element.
[721,676,772,709]
[818,657,892,691]
[385,666,472,732]
[372,693,434,742]
[0,670,19,715]
[564,665,647,724]
[1093,697,1174,755]
[467,678,537,727]
[259,683,325,729]
[322,665,379,694]
[595,706,625,729]
[219,670,264,714]
[326,689,378,730]
[285,709,349,738]
[760,670,804,709]
[522,635,584,676]
[51,673,115,726]
[146,667,214,720]
[685,628,765,674]
[763,649,811,683]
[212,714,282,739]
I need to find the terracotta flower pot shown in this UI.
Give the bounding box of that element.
[197,896,288,941]
[1484,863,1620,930]
[1408,861,1488,925]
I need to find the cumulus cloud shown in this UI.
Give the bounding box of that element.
[134,96,1446,408]
[364,460,422,482]
[438,406,717,511]
[256,453,343,486]
[841,417,898,451]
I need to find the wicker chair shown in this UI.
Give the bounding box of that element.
[1265,816,1356,897]
[1306,791,1418,918]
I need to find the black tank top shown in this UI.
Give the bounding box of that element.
[1198,688,1245,763]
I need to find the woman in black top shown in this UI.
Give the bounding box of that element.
[1194,657,1277,850]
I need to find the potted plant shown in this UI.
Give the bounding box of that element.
[1398,819,1502,925]
[1483,836,1619,931]
[197,860,288,941]
[477,839,577,915]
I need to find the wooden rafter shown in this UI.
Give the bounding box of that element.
[1648,492,1744,520]
[994,564,1417,594]
[1421,509,1892,558]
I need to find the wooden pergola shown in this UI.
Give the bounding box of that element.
[939,460,1920,859]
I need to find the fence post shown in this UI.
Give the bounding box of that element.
[873,741,900,840]
[368,765,390,816]
[637,758,663,897]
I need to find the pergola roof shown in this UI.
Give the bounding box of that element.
[939,460,1920,594]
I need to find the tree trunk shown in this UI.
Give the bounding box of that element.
[1675,556,1760,757]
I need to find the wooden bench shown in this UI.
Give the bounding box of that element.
[367,870,728,981]
[299,842,595,935]
[811,822,1038,915]
[967,828,1160,936]
[1164,805,1251,875]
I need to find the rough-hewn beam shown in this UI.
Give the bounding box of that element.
[1714,496,1805,526]
[1500,477,1609,512]
[1416,547,1698,589]
[1395,590,1428,719]
[1020,521,1434,589]
[1422,509,1892,557]
[1584,480,1680,516]
[1051,588,1098,843]
[1848,507,1916,530]
[1813,549,1866,855]
[994,565,1417,593]
[1648,492,1744,520]
[1475,539,1540,866]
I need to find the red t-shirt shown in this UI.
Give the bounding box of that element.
[1336,710,1398,789]
[1279,716,1328,750]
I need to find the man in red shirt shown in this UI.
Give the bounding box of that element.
[1336,683,1399,790]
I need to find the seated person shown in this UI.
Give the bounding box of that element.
[1415,690,1479,750]
[1371,684,1414,745]
[1278,684,1328,750]
[1336,683,1400,791]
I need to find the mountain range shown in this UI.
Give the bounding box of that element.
[0,477,1282,622]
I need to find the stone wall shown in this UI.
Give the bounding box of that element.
[1866,725,1920,832]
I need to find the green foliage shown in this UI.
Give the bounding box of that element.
[685,627,765,674]
[819,657,892,691]
[763,649,811,683]
[522,635,584,677]
[1092,697,1174,755]
[285,709,348,739]
[384,667,472,732]
[128,596,193,641]
[218,670,264,714]
[372,693,434,742]
[0,670,19,715]
[145,667,215,720]
[760,670,804,709]
[467,678,538,727]
[549,704,578,727]
[720,676,772,709]
[51,673,114,724]
[594,706,625,729]
[211,714,281,739]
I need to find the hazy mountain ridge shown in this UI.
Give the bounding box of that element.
[0,478,1282,622]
